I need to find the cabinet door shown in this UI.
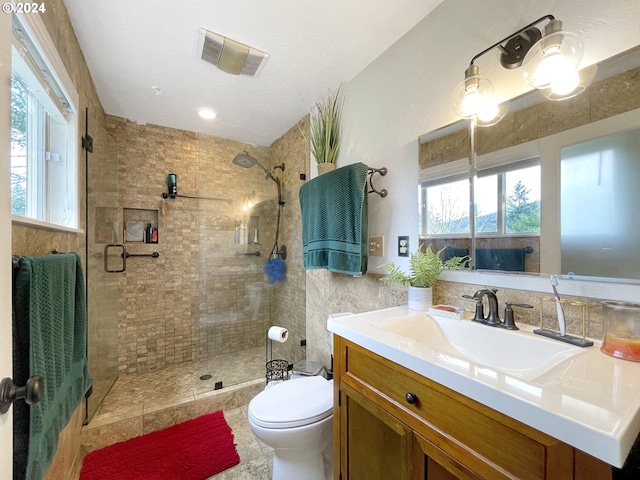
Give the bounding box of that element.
[341,383,412,480]
[412,432,482,480]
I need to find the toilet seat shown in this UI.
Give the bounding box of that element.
[248,376,333,429]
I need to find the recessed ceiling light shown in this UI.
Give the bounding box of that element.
[198,108,217,120]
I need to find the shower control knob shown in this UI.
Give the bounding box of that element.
[405,392,418,405]
[0,375,44,415]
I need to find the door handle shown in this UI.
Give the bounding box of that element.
[0,376,44,415]
[104,244,126,272]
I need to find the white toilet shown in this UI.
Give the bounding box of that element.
[248,375,334,480]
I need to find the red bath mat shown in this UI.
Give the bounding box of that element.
[80,411,240,480]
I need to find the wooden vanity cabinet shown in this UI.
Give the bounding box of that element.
[333,336,612,480]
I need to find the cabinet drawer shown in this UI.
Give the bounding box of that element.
[343,340,573,480]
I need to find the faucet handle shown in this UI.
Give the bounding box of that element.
[502,303,533,330]
[462,294,485,322]
[508,303,533,309]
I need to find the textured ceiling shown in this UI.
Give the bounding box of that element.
[62,0,444,146]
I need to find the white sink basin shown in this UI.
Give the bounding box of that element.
[372,313,584,380]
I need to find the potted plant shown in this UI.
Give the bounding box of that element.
[379,244,467,310]
[309,87,342,174]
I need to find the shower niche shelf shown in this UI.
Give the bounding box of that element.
[123,208,159,244]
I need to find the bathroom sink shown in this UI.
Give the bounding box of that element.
[372,313,584,380]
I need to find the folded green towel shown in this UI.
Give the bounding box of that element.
[13,252,92,480]
[300,162,369,275]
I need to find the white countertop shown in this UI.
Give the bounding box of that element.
[327,306,640,468]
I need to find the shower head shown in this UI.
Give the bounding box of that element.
[232,152,285,205]
[232,152,258,169]
[232,152,277,179]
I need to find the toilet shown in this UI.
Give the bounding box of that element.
[248,375,333,480]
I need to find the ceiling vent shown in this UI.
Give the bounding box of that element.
[198,29,269,77]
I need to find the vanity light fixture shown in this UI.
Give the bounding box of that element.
[452,15,596,125]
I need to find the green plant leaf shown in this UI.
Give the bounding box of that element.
[309,87,342,164]
[378,244,467,288]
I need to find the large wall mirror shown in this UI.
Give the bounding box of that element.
[419,45,640,283]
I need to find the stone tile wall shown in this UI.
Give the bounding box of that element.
[306,270,408,370]
[108,116,286,375]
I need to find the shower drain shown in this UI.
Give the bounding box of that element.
[199,374,212,381]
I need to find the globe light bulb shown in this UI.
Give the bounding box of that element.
[522,21,585,98]
[533,46,580,95]
[461,85,484,117]
[452,67,496,120]
[477,102,499,123]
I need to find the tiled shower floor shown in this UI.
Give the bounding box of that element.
[93,346,266,422]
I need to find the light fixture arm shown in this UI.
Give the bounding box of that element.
[468,14,555,68]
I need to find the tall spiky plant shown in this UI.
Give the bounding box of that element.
[379,245,467,288]
[309,88,342,164]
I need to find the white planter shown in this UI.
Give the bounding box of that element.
[408,286,432,311]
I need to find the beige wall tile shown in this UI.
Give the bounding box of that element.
[80,417,144,453]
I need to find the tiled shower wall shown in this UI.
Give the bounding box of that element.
[107,116,307,375]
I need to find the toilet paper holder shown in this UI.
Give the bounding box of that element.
[265,326,290,384]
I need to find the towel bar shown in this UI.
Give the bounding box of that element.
[368,167,388,197]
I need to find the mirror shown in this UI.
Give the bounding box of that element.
[419,45,640,282]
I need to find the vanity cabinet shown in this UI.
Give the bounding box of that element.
[333,335,612,480]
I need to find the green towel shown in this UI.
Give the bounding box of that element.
[300,162,369,275]
[13,252,92,480]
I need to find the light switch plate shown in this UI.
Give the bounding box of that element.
[369,236,384,257]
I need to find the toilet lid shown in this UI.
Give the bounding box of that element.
[248,376,333,428]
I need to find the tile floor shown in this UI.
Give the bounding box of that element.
[208,405,274,479]
[74,348,274,479]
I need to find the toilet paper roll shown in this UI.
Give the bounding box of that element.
[268,326,289,343]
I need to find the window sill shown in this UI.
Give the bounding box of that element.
[12,215,84,234]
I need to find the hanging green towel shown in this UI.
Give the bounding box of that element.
[13,252,92,480]
[300,162,369,275]
[475,248,526,271]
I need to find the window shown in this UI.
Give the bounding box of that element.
[10,13,78,229]
[420,159,540,237]
[421,177,470,235]
[476,162,541,235]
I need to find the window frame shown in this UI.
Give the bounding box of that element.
[10,11,81,232]
[420,140,541,239]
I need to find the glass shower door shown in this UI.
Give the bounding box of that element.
[85,111,120,421]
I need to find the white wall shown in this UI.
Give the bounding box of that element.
[337,0,640,275]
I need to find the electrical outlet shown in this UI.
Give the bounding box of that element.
[398,236,409,257]
[369,236,384,256]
